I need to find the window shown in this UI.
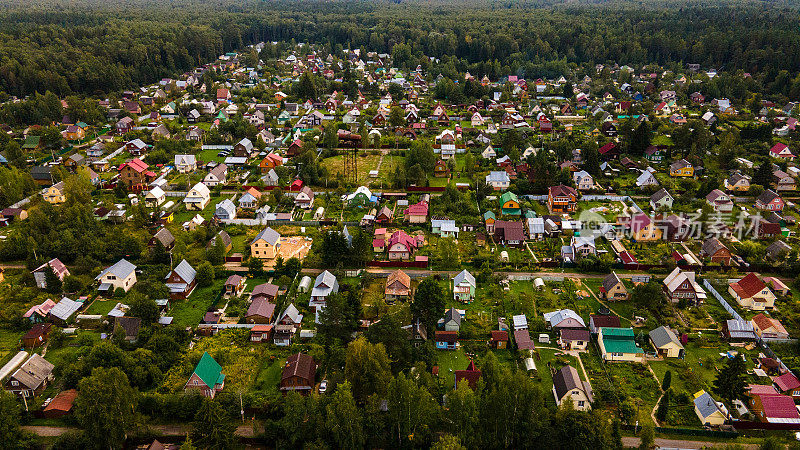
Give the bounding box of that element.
[578,401,585,407]
[11,381,18,386]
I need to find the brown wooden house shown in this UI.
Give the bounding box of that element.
[280,353,317,394]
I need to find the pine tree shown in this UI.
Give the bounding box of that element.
[713,356,747,401]
[753,162,773,189]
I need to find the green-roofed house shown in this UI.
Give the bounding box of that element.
[483,211,496,233]
[22,135,41,151]
[499,191,521,216]
[184,352,226,398]
[597,327,644,363]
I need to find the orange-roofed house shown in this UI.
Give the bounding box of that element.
[260,153,283,173]
[385,269,411,301]
[751,314,789,341]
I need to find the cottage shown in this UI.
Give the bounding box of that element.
[729,273,775,311]
[280,353,317,394]
[435,331,458,350]
[183,182,211,210]
[145,186,166,208]
[774,372,800,400]
[552,365,593,411]
[490,330,508,349]
[174,154,197,173]
[385,269,411,301]
[769,142,796,160]
[404,201,428,223]
[747,384,800,424]
[669,159,694,177]
[96,259,137,293]
[310,270,339,309]
[693,390,729,426]
[755,189,785,212]
[442,307,462,332]
[725,172,750,192]
[701,238,731,265]
[485,171,511,190]
[663,267,706,305]
[250,227,281,260]
[388,230,419,260]
[204,163,228,187]
[295,186,315,209]
[4,354,54,398]
[245,297,277,324]
[544,309,586,331]
[184,352,225,398]
[559,329,590,350]
[454,360,482,389]
[453,270,476,303]
[636,169,659,187]
[600,272,628,301]
[164,259,197,299]
[494,220,525,247]
[118,158,155,190]
[548,185,578,213]
[649,326,684,358]
[41,181,65,204]
[22,323,52,349]
[115,316,141,343]
[589,314,621,335]
[214,199,236,220]
[32,258,69,290]
[751,314,790,340]
[225,274,246,296]
[705,189,733,213]
[597,327,644,362]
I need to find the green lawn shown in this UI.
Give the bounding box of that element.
[0,329,23,365]
[252,355,287,392]
[436,347,470,389]
[83,298,118,316]
[168,279,224,327]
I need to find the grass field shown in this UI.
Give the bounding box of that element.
[168,279,224,327]
[320,153,383,184]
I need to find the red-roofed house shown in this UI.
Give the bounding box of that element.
[728,273,775,311]
[388,230,419,260]
[774,372,800,400]
[490,330,508,349]
[748,385,800,424]
[454,360,482,389]
[622,213,662,242]
[751,314,790,340]
[769,143,796,160]
[403,201,428,223]
[598,142,618,158]
[119,158,156,191]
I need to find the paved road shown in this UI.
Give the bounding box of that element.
[621,436,757,449]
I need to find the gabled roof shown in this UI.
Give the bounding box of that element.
[152,227,175,247]
[694,390,725,420]
[730,273,767,299]
[386,269,411,289]
[601,272,623,294]
[281,353,316,382]
[96,259,136,281]
[444,307,461,326]
[543,309,585,328]
[702,237,728,257]
[169,259,196,284]
[590,314,620,329]
[252,283,279,299]
[453,270,476,288]
[246,297,276,319]
[649,326,683,349]
[192,352,224,388]
[252,227,280,246]
[11,354,54,390]
[553,365,593,403]
[774,372,800,392]
[650,188,672,203]
[756,189,781,205]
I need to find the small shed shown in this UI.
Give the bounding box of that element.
[533,278,545,290]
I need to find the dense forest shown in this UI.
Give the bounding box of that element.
[4,0,800,100]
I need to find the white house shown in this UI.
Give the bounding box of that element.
[573,170,595,191]
[95,259,137,293]
[485,171,511,190]
[184,182,211,210]
[145,186,166,208]
[174,154,197,173]
[310,270,339,309]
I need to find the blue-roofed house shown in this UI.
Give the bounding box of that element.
[164,259,197,299]
[693,390,729,426]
